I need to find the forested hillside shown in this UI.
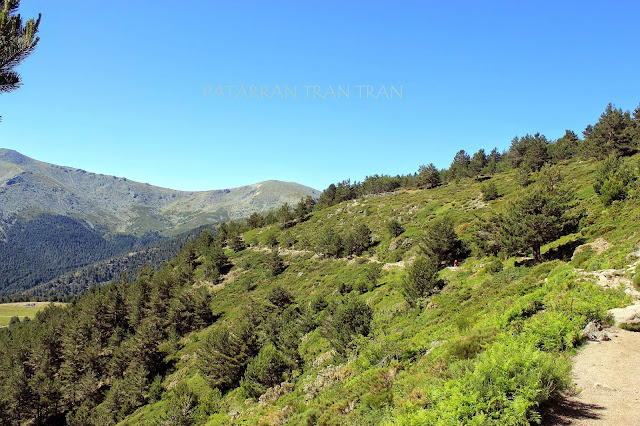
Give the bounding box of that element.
[16,225,217,301]
[0,214,161,296]
[1,103,640,425]
[0,149,319,296]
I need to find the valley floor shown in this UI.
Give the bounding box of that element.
[0,301,62,327]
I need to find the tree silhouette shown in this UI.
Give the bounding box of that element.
[1,0,41,121]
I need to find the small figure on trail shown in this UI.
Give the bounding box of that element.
[453,259,458,268]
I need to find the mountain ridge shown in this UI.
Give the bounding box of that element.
[0,148,318,295]
[0,148,319,235]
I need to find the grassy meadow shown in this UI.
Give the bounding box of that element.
[0,302,65,327]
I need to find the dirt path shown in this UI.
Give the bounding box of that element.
[546,327,640,425]
[545,255,640,425]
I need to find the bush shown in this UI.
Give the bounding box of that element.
[354,279,370,294]
[633,270,640,290]
[387,220,405,237]
[570,247,595,268]
[408,340,571,425]
[310,294,328,313]
[445,327,497,361]
[522,311,580,352]
[517,167,531,187]
[486,259,503,273]
[241,344,289,398]
[620,322,640,332]
[480,181,499,201]
[268,285,295,309]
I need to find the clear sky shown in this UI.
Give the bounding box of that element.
[1,1,639,191]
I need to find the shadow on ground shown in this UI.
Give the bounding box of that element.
[543,399,605,425]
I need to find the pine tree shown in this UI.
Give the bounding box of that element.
[268,248,285,276]
[421,216,465,266]
[520,133,550,171]
[549,130,580,163]
[327,295,373,355]
[485,148,502,175]
[1,0,41,121]
[584,103,635,158]
[450,150,471,180]
[417,163,441,188]
[500,167,574,262]
[241,344,289,397]
[197,327,250,392]
[470,149,487,179]
[247,212,264,229]
[402,256,441,307]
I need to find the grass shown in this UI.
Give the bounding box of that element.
[0,302,65,327]
[118,155,640,425]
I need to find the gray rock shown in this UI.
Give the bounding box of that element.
[582,320,611,342]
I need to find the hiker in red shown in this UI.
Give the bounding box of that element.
[453,260,458,267]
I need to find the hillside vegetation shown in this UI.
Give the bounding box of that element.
[1,103,640,424]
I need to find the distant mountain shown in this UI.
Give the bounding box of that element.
[0,149,319,295]
[0,148,319,236]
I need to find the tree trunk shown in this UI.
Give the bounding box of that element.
[532,244,542,263]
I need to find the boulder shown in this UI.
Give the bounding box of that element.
[581,320,611,342]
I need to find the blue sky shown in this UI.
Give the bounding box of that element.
[1,1,639,191]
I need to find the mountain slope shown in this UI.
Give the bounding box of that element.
[0,149,318,295]
[2,153,639,425]
[0,148,319,236]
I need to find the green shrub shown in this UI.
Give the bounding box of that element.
[408,340,571,425]
[387,220,405,237]
[402,256,442,307]
[445,327,497,361]
[480,181,499,201]
[268,285,295,309]
[633,270,640,290]
[570,247,594,268]
[620,322,640,332]
[241,344,289,397]
[486,259,503,273]
[521,311,580,352]
[310,294,328,313]
[355,279,370,294]
[327,294,373,355]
